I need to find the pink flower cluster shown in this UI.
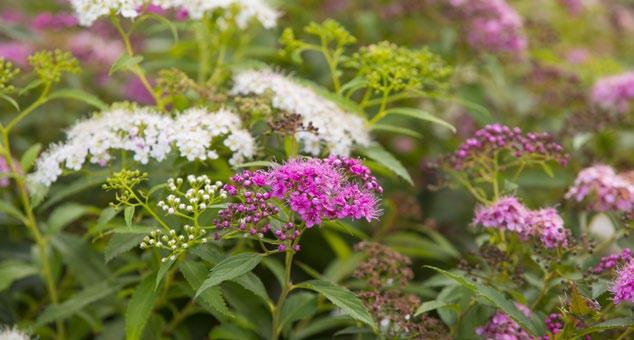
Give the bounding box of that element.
[449,0,527,56]
[611,260,634,304]
[475,303,533,339]
[559,0,584,15]
[543,313,590,340]
[0,156,10,188]
[451,124,568,170]
[591,71,634,113]
[594,249,632,274]
[565,165,634,214]
[32,12,78,30]
[215,157,383,252]
[474,196,570,248]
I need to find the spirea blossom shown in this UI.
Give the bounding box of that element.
[593,249,632,273]
[451,124,568,170]
[475,303,533,339]
[449,0,527,56]
[70,0,279,28]
[591,71,634,113]
[0,325,30,340]
[31,12,78,30]
[231,69,371,156]
[565,165,634,214]
[474,196,570,249]
[29,105,255,186]
[0,42,34,67]
[611,260,634,304]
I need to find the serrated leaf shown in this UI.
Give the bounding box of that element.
[231,273,271,304]
[384,107,456,132]
[109,54,143,76]
[48,89,107,110]
[126,275,160,340]
[155,257,175,289]
[47,203,91,234]
[426,266,543,336]
[296,279,376,331]
[196,253,263,298]
[0,261,38,292]
[179,260,232,319]
[105,233,145,263]
[124,206,135,227]
[97,207,118,227]
[280,292,318,334]
[415,300,456,316]
[19,143,41,172]
[371,124,422,139]
[576,317,634,337]
[361,143,413,185]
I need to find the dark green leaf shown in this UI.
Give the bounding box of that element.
[384,107,455,132]
[155,257,175,289]
[195,253,263,298]
[0,261,38,292]
[0,200,25,222]
[179,260,232,319]
[371,123,422,139]
[576,317,634,337]
[361,144,413,185]
[280,292,318,334]
[105,233,145,263]
[415,300,456,316]
[126,275,160,340]
[47,203,92,234]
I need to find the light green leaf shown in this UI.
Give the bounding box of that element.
[19,143,42,172]
[179,260,232,319]
[109,54,143,76]
[384,107,456,132]
[0,93,19,111]
[48,89,108,110]
[126,275,160,340]
[47,203,92,234]
[124,206,135,227]
[195,253,263,298]
[576,317,634,337]
[415,300,456,316]
[296,280,376,331]
[426,266,543,336]
[0,261,38,292]
[371,124,422,139]
[234,161,276,168]
[361,144,413,185]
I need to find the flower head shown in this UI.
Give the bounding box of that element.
[594,249,632,274]
[475,303,533,339]
[565,165,634,214]
[611,260,634,304]
[231,69,371,156]
[527,208,569,249]
[474,196,531,235]
[0,326,30,340]
[591,71,634,113]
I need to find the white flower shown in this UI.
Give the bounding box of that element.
[231,69,372,156]
[71,0,279,28]
[29,106,255,187]
[0,326,30,340]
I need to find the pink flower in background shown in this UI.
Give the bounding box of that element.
[565,165,634,214]
[591,71,634,113]
[0,9,25,25]
[69,31,124,65]
[594,249,632,274]
[566,48,589,65]
[559,0,584,15]
[0,156,11,187]
[32,12,78,30]
[527,208,569,249]
[611,260,634,304]
[0,42,34,67]
[474,196,531,235]
[124,76,155,105]
[476,303,533,339]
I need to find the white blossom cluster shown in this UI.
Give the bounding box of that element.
[29,106,255,187]
[231,69,371,156]
[140,227,208,262]
[71,0,279,28]
[157,175,227,216]
[0,326,30,340]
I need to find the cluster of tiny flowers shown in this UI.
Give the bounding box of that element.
[70,0,279,28]
[231,69,371,156]
[475,303,533,339]
[450,123,568,170]
[0,325,30,340]
[542,313,590,340]
[29,106,255,186]
[591,71,634,113]
[32,12,78,30]
[565,165,634,214]
[157,175,226,216]
[474,196,570,249]
[448,0,527,56]
[611,260,634,304]
[594,249,633,273]
[140,226,208,262]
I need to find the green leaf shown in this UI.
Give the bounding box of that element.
[47,203,92,234]
[39,170,109,210]
[126,275,160,340]
[37,280,123,326]
[234,161,276,168]
[105,233,145,263]
[19,143,42,173]
[576,317,634,337]
[0,93,19,111]
[179,260,232,319]
[210,324,259,340]
[415,300,456,316]
[426,266,543,336]
[155,257,175,289]
[361,144,413,185]
[384,107,456,132]
[296,279,376,331]
[371,124,422,139]
[290,315,353,340]
[109,54,143,76]
[541,163,554,178]
[48,89,108,110]
[280,292,318,334]
[0,200,26,222]
[0,261,38,292]
[230,273,271,304]
[124,206,135,227]
[195,253,263,298]
[50,233,111,287]
[322,229,351,260]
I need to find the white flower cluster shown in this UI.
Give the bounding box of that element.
[231,69,372,156]
[0,326,30,340]
[30,106,255,187]
[71,0,279,28]
[140,227,209,262]
[157,175,227,216]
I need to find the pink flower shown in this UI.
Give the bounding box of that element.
[565,165,634,214]
[474,196,532,235]
[0,42,34,67]
[591,71,634,113]
[611,260,634,304]
[527,208,569,249]
[69,31,124,66]
[594,249,632,274]
[124,77,155,105]
[476,303,534,339]
[31,12,78,30]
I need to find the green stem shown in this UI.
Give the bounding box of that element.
[123,183,171,231]
[271,249,295,340]
[320,45,341,92]
[368,89,390,125]
[6,82,51,132]
[616,327,633,340]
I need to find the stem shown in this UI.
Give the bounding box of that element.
[531,271,555,309]
[271,249,295,340]
[320,44,341,92]
[368,89,390,125]
[617,327,633,340]
[110,13,164,110]
[0,129,65,339]
[6,82,51,132]
[123,183,171,231]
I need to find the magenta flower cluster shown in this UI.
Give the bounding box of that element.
[591,71,634,113]
[449,0,527,56]
[565,165,634,214]
[611,260,634,304]
[594,249,632,274]
[450,124,568,170]
[475,303,533,339]
[474,196,570,248]
[215,157,382,252]
[544,313,563,336]
[32,12,78,31]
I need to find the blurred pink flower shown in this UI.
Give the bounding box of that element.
[69,31,124,65]
[32,12,78,30]
[124,76,155,105]
[0,42,34,67]
[591,71,634,113]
